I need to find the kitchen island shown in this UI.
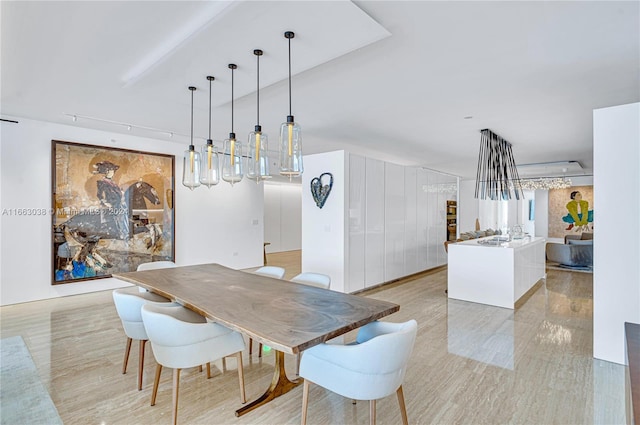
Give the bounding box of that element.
[447,236,546,309]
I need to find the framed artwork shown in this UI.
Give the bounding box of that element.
[548,185,594,238]
[51,140,174,284]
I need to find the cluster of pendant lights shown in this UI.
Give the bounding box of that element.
[182,31,303,190]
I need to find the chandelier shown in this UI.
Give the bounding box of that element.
[475,129,523,201]
[514,177,572,191]
[180,31,304,190]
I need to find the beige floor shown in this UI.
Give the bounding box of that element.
[0,251,628,425]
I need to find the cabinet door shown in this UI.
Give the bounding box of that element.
[365,158,385,287]
[416,168,429,271]
[384,163,405,282]
[404,167,418,276]
[426,170,439,269]
[348,154,366,293]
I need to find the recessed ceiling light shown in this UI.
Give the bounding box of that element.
[463,116,473,120]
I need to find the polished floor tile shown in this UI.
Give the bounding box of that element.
[0,252,628,424]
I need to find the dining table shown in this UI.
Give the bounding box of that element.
[112,263,400,417]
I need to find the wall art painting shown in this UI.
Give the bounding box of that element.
[52,140,174,284]
[548,185,594,239]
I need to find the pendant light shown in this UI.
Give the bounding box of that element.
[182,86,201,190]
[222,64,243,185]
[279,31,303,178]
[247,49,271,183]
[200,75,220,188]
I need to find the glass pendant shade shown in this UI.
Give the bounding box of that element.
[247,127,271,182]
[279,117,303,177]
[182,146,201,190]
[182,86,200,190]
[222,133,243,185]
[200,141,220,188]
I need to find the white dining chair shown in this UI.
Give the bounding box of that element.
[135,261,177,292]
[137,260,176,271]
[249,266,286,357]
[253,266,285,279]
[290,272,331,289]
[290,272,331,375]
[141,303,246,425]
[299,320,418,425]
[112,287,175,390]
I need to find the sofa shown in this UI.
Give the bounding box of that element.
[546,233,593,268]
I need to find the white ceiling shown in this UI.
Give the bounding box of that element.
[2,1,638,180]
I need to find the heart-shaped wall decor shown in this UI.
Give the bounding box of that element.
[310,173,333,209]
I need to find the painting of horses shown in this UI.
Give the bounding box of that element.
[52,140,174,284]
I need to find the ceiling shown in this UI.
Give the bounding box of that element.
[2,1,638,180]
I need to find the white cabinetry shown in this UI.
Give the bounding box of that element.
[404,167,418,276]
[384,163,405,282]
[348,154,366,292]
[364,158,385,288]
[307,151,459,294]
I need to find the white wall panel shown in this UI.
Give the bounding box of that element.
[301,151,346,292]
[404,167,418,276]
[416,169,429,270]
[593,102,640,365]
[384,163,405,281]
[348,154,366,293]
[365,158,385,287]
[426,170,439,269]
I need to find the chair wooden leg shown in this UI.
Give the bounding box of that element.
[249,338,253,355]
[296,353,301,375]
[206,362,211,379]
[396,385,409,425]
[222,357,227,371]
[151,364,162,406]
[236,352,246,403]
[259,343,263,358]
[301,379,310,425]
[122,337,132,374]
[138,339,146,390]
[198,365,203,373]
[370,399,376,425]
[172,368,181,425]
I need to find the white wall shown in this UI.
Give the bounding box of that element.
[0,117,264,306]
[263,183,301,253]
[301,151,346,292]
[593,102,640,365]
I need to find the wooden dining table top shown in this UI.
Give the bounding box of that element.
[112,263,400,355]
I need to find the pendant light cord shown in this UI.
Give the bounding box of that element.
[288,36,292,116]
[257,53,260,125]
[190,88,194,146]
[231,67,234,133]
[208,78,212,139]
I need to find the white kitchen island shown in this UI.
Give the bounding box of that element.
[447,236,546,309]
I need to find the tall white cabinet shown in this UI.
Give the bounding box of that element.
[302,150,459,294]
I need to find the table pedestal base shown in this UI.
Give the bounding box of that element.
[235,350,301,417]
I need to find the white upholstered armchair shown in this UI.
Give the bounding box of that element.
[299,319,417,425]
[141,303,246,425]
[112,287,175,390]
